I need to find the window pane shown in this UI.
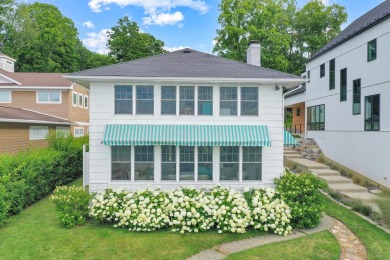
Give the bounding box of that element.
[38,91,49,101]
[72,93,77,105]
[340,68,347,101]
[220,147,239,181]
[368,39,377,61]
[320,63,325,78]
[50,91,60,102]
[198,86,213,116]
[353,79,361,114]
[242,147,262,181]
[179,86,194,115]
[198,146,212,181]
[115,86,133,114]
[134,146,154,180]
[180,146,194,181]
[241,87,258,116]
[111,147,131,181]
[162,145,176,181]
[161,86,176,115]
[220,87,237,116]
[0,91,10,102]
[329,59,335,89]
[136,86,154,114]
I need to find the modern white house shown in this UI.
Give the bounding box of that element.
[285,1,390,188]
[66,42,305,192]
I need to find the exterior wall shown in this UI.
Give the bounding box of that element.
[292,102,305,133]
[69,83,89,124]
[306,19,390,188]
[0,123,59,154]
[1,90,69,119]
[88,82,284,192]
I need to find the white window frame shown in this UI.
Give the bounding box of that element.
[74,127,84,137]
[78,93,84,108]
[0,90,11,103]
[56,126,70,137]
[84,95,89,109]
[29,126,49,140]
[36,91,62,104]
[72,91,77,107]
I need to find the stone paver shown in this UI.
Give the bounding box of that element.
[329,220,367,260]
[188,215,334,260]
[288,158,330,169]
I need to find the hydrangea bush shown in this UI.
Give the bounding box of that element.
[244,188,292,236]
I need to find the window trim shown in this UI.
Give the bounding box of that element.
[307,104,325,131]
[367,38,377,62]
[340,68,347,102]
[329,59,335,90]
[72,91,77,107]
[364,94,380,131]
[0,90,11,103]
[36,90,62,104]
[320,63,325,78]
[29,126,49,140]
[74,127,84,137]
[84,95,89,109]
[352,79,361,115]
[114,85,133,115]
[78,93,83,108]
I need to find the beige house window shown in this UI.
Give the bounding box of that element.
[29,126,49,140]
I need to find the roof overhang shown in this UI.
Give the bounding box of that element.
[64,75,308,89]
[0,86,72,90]
[0,118,75,125]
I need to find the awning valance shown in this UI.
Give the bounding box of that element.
[103,124,271,147]
[284,130,299,146]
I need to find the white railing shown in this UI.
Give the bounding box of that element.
[83,144,89,188]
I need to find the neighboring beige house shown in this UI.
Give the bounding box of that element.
[0,52,89,154]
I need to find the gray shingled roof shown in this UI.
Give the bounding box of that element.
[69,48,302,79]
[309,0,390,62]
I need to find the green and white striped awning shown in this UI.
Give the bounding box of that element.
[103,124,271,147]
[284,130,299,146]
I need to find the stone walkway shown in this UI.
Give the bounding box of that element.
[189,215,335,260]
[330,220,367,260]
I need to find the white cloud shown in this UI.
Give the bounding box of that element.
[163,46,190,52]
[83,21,95,29]
[82,29,111,54]
[143,11,184,26]
[322,0,330,5]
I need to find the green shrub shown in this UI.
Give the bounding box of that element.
[275,172,325,228]
[0,185,9,225]
[51,186,92,228]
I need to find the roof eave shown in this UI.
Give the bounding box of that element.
[0,118,75,125]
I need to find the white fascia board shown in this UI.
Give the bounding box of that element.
[0,55,17,62]
[0,118,75,125]
[64,76,308,89]
[0,86,72,90]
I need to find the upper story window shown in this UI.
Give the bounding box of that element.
[353,79,361,115]
[307,70,310,82]
[198,86,213,116]
[136,85,154,114]
[296,107,301,117]
[78,93,83,108]
[365,94,380,131]
[84,96,89,109]
[161,86,176,115]
[0,90,11,103]
[340,68,347,102]
[179,86,195,115]
[329,59,335,90]
[29,126,49,140]
[220,87,237,116]
[241,87,258,116]
[307,104,325,131]
[115,85,132,114]
[367,39,377,62]
[320,63,325,78]
[37,91,61,103]
[72,91,77,107]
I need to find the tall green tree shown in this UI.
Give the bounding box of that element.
[214,0,347,74]
[107,16,166,62]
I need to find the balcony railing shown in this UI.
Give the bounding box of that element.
[285,123,304,134]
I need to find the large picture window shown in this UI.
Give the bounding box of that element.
[134,146,154,180]
[115,85,133,114]
[29,126,49,140]
[220,87,237,116]
[161,145,176,180]
[220,146,239,181]
[161,86,176,115]
[111,147,131,180]
[307,104,325,130]
[241,87,258,116]
[340,68,347,101]
[179,86,195,115]
[365,94,380,131]
[198,146,212,181]
[367,39,377,62]
[198,86,213,115]
[180,146,194,180]
[242,147,262,181]
[136,85,154,114]
[353,79,361,115]
[329,59,335,90]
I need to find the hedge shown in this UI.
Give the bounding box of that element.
[0,133,88,225]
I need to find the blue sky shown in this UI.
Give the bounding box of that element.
[24,0,385,54]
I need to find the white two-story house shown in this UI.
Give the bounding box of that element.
[66,43,305,191]
[299,1,390,188]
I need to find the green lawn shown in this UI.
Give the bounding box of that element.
[0,179,260,260]
[226,231,339,260]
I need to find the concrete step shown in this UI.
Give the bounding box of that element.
[329,183,368,193]
[310,169,341,176]
[284,150,298,155]
[288,158,330,170]
[284,154,303,159]
[318,175,352,184]
[340,191,378,202]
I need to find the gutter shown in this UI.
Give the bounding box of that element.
[0,86,72,90]
[0,118,75,125]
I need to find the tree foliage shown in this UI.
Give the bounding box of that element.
[214,0,347,74]
[107,16,167,62]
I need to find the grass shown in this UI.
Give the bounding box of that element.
[374,190,390,228]
[226,231,339,260]
[0,178,260,260]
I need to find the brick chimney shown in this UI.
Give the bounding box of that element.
[0,53,16,72]
[246,41,261,67]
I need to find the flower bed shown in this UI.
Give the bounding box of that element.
[90,185,293,236]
